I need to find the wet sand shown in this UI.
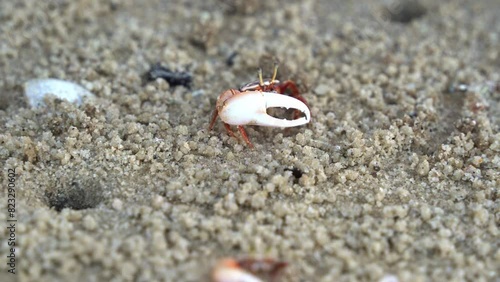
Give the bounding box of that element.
[0,0,499,281]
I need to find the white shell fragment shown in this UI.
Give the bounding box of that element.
[24,78,95,108]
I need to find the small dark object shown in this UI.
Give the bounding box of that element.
[46,180,103,212]
[384,0,427,23]
[456,117,477,133]
[285,167,303,179]
[226,51,238,67]
[143,63,192,88]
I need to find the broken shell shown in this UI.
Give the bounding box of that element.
[24,78,95,108]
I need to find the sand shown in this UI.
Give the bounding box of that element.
[0,0,499,281]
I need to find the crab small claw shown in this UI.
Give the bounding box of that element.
[220,91,310,128]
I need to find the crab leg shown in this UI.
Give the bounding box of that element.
[211,117,254,148]
[237,125,253,148]
[224,123,237,138]
[209,109,219,130]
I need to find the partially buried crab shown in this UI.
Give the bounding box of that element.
[212,257,288,282]
[209,66,311,148]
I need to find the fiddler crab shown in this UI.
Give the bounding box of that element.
[211,257,288,282]
[209,65,311,148]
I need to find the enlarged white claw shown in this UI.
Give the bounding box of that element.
[212,264,263,282]
[219,91,311,128]
[260,91,310,127]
